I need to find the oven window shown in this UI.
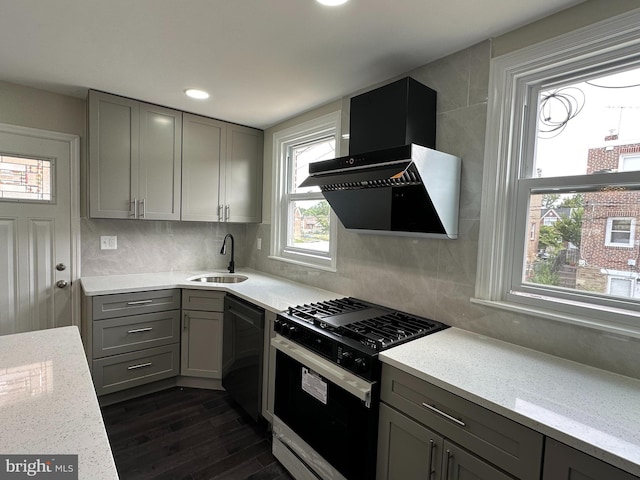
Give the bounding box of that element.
[274,350,378,480]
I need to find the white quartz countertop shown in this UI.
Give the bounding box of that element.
[80,268,342,313]
[0,326,118,479]
[380,327,640,476]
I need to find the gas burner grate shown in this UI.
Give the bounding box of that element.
[288,297,369,323]
[342,311,442,351]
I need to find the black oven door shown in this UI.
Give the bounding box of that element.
[273,339,378,480]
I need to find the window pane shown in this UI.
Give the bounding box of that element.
[533,66,640,178]
[0,155,52,201]
[291,138,335,193]
[288,199,331,253]
[524,189,639,299]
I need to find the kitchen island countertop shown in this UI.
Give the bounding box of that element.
[381,327,640,477]
[0,326,118,479]
[80,268,342,313]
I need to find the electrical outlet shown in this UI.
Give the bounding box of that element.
[100,236,117,250]
[257,238,262,250]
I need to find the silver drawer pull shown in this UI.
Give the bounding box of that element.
[126,300,154,306]
[422,403,466,427]
[127,327,153,334]
[127,362,152,370]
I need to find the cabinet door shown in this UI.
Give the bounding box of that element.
[377,403,444,480]
[543,438,638,480]
[181,113,226,221]
[138,103,182,220]
[222,124,263,223]
[443,440,513,480]
[181,310,223,378]
[89,90,139,218]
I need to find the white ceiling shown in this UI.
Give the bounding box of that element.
[0,0,584,129]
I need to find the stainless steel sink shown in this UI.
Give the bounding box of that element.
[187,274,248,284]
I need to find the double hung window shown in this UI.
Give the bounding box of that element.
[476,13,640,333]
[271,112,340,270]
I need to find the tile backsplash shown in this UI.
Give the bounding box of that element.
[81,218,248,276]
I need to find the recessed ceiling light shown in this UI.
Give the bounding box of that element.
[185,89,210,100]
[316,0,348,6]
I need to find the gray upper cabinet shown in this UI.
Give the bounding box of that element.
[138,103,182,220]
[223,124,263,223]
[89,90,182,220]
[181,113,226,222]
[182,113,263,223]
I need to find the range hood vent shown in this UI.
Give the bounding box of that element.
[302,77,461,239]
[300,144,461,239]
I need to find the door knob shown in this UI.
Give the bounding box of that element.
[56,280,68,289]
[56,263,67,271]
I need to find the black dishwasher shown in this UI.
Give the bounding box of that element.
[222,294,265,421]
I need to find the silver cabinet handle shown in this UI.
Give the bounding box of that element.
[130,198,137,217]
[218,205,224,222]
[443,449,452,480]
[183,313,189,330]
[127,362,152,370]
[225,205,230,221]
[127,327,153,334]
[428,439,436,478]
[126,300,153,306]
[56,263,66,271]
[56,280,68,289]
[140,198,146,218]
[422,403,466,427]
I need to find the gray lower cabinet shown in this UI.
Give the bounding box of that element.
[377,364,544,480]
[88,289,181,396]
[181,113,263,223]
[181,289,224,378]
[88,90,182,220]
[543,438,639,480]
[378,404,512,480]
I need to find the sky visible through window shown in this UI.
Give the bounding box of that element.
[534,67,640,178]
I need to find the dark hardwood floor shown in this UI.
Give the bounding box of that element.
[101,387,294,480]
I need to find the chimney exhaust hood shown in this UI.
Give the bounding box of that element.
[300,77,462,239]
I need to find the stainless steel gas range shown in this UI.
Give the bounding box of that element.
[270,297,448,480]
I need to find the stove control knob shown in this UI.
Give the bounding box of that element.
[341,351,354,367]
[286,324,298,339]
[354,357,368,374]
[274,320,282,333]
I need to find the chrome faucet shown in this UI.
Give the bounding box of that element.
[220,234,235,273]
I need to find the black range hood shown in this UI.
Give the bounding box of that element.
[301,77,461,239]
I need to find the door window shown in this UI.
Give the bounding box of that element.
[0,154,53,202]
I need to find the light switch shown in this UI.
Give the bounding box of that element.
[100,236,117,250]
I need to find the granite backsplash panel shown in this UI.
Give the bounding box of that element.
[81,218,248,276]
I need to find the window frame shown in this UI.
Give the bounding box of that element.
[605,217,636,247]
[474,10,640,337]
[270,111,340,271]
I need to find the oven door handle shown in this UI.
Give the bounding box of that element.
[272,335,374,407]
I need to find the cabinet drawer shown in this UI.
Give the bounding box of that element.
[92,289,180,320]
[93,344,179,396]
[92,310,180,358]
[182,289,225,311]
[381,365,543,480]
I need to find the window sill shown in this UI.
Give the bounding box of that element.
[268,254,337,273]
[470,297,640,340]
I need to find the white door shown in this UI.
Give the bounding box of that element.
[0,124,80,335]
